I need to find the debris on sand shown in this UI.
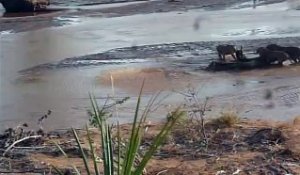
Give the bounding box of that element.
[245,128,286,145]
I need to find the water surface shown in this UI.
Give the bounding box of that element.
[1,1,300,130]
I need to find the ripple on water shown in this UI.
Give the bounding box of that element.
[20,58,148,73]
[53,16,81,25]
[0,30,13,35]
[221,26,300,38]
[50,0,147,6]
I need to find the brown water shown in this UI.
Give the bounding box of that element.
[1,1,300,130]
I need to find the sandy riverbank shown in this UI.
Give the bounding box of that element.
[1,115,300,174]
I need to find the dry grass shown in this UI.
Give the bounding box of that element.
[210,111,240,128]
[278,116,300,157]
[293,115,300,127]
[5,116,300,175]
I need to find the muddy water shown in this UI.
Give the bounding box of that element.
[1,1,300,130]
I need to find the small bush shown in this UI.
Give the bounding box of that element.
[211,111,240,128]
[293,116,300,127]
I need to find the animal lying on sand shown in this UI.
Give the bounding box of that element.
[266,44,300,63]
[256,47,290,65]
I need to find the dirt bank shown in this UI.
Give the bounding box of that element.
[1,116,300,174]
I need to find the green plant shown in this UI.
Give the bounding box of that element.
[54,82,184,175]
[87,96,130,127]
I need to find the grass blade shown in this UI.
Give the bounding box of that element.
[106,124,114,174]
[134,108,184,175]
[53,141,68,158]
[90,95,114,175]
[72,165,81,175]
[86,125,100,175]
[52,165,64,175]
[72,128,91,174]
[53,141,80,174]
[90,95,108,172]
[122,80,145,175]
[117,122,121,175]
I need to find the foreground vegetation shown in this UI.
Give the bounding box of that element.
[1,115,300,174]
[1,87,300,174]
[53,86,185,175]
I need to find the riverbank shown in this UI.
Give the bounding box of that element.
[1,114,300,174]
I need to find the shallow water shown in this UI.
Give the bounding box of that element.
[1,1,300,130]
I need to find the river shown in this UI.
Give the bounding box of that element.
[1,1,300,130]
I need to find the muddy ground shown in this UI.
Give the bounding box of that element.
[20,36,300,72]
[16,36,300,124]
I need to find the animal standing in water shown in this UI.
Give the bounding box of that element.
[256,47,290,65]
[216,45,237,61]
[266,44,300,63]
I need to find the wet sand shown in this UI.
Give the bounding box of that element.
[98,67,195,93]
[1,0,300,130]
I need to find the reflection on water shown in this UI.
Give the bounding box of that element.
[0,30,13,35]
[98,67,195,93]
[50,0,145,6]
[53,16,81,25]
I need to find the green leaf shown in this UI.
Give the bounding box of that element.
[122,80,145,175]
[134,108,184,175]
[86,125,100,175]
[117,122,121,175]
[90,94,114,175]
